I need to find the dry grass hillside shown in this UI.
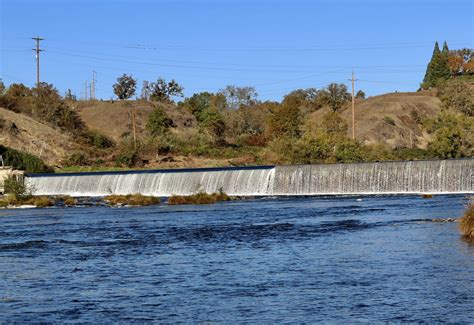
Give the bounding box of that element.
[0,107,80,165]
[308,91,441,149]
[79,91,443,150]
[76,100,196,142]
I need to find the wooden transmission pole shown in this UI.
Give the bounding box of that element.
[32,36,44,87]
[349,70,358,140]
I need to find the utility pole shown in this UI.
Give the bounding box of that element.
[131,107,137,149]
[349,70,358,140]
[84,81,88,101]
[91,70,97,100]
[32,36,44,87]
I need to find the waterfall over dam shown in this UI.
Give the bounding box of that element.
[26,159,473,197]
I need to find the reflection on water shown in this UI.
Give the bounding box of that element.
[0,195,473,323]
[460,235,474,248]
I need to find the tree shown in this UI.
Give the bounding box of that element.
[2,83,34,113]
[282,88,324,114]
[223,101,274,146]
[266,97,302,139]
[113,74,137,100]
[64,89,76,101]
[0,79,5,95]
[321,111,348,137]
[442,41,449,54]
[199,106,226,144]
[320,83,350,112]
[422,41,450,88]
[438,80,474,116]
[425,111,473,158]
[181,92,211,119]
[356,90,366,99]
[334,138,365,162]
[448,48,474,76]
[179,92,227,144]
[219,85,258,109]
[33,82,85,133]
[146,106,173,136]
[149,78,184,103]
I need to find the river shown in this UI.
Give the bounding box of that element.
[1,195,473,323]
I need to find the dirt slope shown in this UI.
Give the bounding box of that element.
[308,91,441,149]
[0,107,80,165]
[76,100,196,142]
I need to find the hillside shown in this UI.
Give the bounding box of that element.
[308,91,441,149]
[76,100,197,142]
[0,107,80,166]
[80,91,442,150]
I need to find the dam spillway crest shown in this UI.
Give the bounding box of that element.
[26,159,473,197]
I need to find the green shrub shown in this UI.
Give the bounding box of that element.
[3,176,30,200]
[64,152,88,166]
[146,107,173,137]
[115,149,139,167]
[0,199,8,208]
[84,130,115,149]
[334,139,365,163]
[392,148,430,160]
[0,145,52,173]
[424,111,473,159]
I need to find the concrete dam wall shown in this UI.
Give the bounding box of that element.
[26,159,473,197]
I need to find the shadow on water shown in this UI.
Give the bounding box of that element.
[460,235,474,247]
[0,218,434,253]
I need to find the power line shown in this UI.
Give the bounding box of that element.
[43,46,428,69]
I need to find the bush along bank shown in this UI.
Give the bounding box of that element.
[459,201,474,238]
[104,194,161,206]
[168,189,231,205]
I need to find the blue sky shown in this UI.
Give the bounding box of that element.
[1,0,473,101]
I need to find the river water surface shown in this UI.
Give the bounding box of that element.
[1,195,473,323]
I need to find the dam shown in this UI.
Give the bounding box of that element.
[26,159,473,197]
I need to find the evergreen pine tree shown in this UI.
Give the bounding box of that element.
[442,41,449,54]
[423,41,450,88]
[423,42,440,87]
